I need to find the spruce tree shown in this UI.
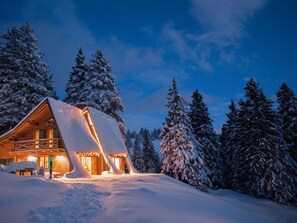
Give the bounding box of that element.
[125,131,133,156]
[233,79,297,205]
[0,24,56,134]
[220,100,239,188]
[132,134,145,172]
[64,48,88,106]
[80,50,124,124]
[142,129,160,173]
[189,90,223,189]
[276,83,297,163]
[160,79,209,191]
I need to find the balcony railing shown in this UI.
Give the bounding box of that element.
[13,138,61,151]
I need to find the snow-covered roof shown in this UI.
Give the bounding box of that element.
[87,107,127,154]
[47,98,99,153]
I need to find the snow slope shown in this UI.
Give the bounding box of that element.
[0,172,296,223]
[0,172,67,223]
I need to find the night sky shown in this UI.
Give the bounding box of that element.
[0,0,296,132]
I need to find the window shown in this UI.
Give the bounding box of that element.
[48,129,54,147]
[39,156,49,168]
[113,158,120,169]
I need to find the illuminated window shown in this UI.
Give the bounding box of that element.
[39,156,48,167]
[48,129,54,147]
[113,158,120,169]
[27,156,37,163]
[80,156,92,174]
[34,130,39,148]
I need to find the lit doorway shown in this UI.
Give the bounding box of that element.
[80,156,92,174]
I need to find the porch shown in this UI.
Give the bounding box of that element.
[12,138,62,152]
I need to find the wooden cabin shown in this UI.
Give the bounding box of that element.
[0,98,136,177]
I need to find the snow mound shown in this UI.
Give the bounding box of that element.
[1,173,297,223]
[63,151,90,179]
[0,172,67,223]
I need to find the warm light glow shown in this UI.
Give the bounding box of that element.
[56,155,65,161]
[27,156,37,162]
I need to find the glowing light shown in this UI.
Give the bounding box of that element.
[27,156,37,162]
[56,155,65,161]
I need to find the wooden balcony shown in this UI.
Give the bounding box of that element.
[12,138,61,152]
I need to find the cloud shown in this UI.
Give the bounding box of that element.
[99,37,165,80]
[158,0,267,73]
[190,0,267,46]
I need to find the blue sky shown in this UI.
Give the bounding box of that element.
[1,0,296,132]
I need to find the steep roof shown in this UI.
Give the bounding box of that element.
[47,98,99,153]
[86,107,127,155]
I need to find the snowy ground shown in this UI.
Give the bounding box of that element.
[0,172,296,223]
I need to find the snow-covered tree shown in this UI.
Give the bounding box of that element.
[220,100,239,188]
[125,131,133,156]
[142,129,160,173]
[80,50,124,124]
[132,135,145,172]
[0,23,56,134]
[160,79,209,191]
[276,83,297,163]
[64,48,88,106]
[233,79,297,205]
[189,90,223,189]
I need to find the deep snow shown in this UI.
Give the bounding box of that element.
[0,172,296,223]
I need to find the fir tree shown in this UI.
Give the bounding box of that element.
[220,100,239,188]
[160,79,209,191]
[189,90,223,189]
[80,50,124,124]
[0,24,56,134]
[142,129,160,173]
[233,79,297,205]
[125,131,133,156]
[276,83,297,163]
[64,48,88,106]
[132,135,145,172]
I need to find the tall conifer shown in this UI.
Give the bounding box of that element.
[276,83,297,163]
[64,48,88,106]
[189,90,223,189]
[160,79,209,191]
[233,79,297,205]
[0,24,56,134]
[80,50,124,124]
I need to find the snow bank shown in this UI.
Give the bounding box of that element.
[4,161,37,173]
[0,172,67,223]
[58,174,297,223]
[1,173,297,223]
[63,151,90,178]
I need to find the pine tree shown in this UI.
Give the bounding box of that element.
[233,79,297,205]
[80,50,124,124]
[0,24,56,134]
[160,79,209,191]
[125,131,133,156]
[189,90,223,189]
[142,129,160,173]
[220,100,239,188]
[132,134,145,172]
[64,48,88,106]
[276,83,297,163]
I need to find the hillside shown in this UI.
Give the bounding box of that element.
[0,172,296,223]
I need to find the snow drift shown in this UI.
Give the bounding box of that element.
[1,172,296,223]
